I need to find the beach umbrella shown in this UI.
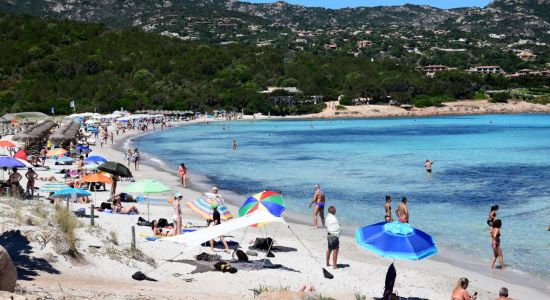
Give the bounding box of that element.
[97,161,132,178]
[54,156,74,163]
[14,158,33,168]
[239,191,286,217]
[52,188,92,209]
[39,182,71,193]
[84,155,107,164]
[0,140,16,148]
[74,145,92,154]
[355,221,438,260]
[47,148,67,157]
[186,194,233,221]
[0,157,25,168]
[125,179,170,194]
[83,164,98,170]
[82,173,112,184]
[13,149,28,161]
[125,179,170,221]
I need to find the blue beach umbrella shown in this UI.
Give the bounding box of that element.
[355,222,438,260]
[0,157,25,168]
[39,182,71,193]
[52,188,92,198]
[54,156,74,163]
[84,155,107,164]
[74,145,92,154]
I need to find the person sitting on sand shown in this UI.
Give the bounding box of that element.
[151,219,175,237]
[113,197,139,214]
[395,197,409,223]
[487,205,499,227]
[308,184,326,228]
[496,287,512,300]
[451,277,477,300]
[39,175,57,181]
[209,203,231,253]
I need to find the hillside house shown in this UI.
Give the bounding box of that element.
[356,40,373,49]
[469,66,504,75]
[516,50,537,61]
[423,65,449,77]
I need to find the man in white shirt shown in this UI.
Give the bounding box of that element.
[325,206,340,270]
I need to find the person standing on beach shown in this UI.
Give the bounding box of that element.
[132,148,140,171]
[110,132,114,144]
[25,168,38,197]
[39,147,47,167]
[490,219,505,269]
[425,159,433,174]
[178,163,188,188]
[395,197,409,223]
[325,206,340,270]
[125,149,132,168]
[309,184,326,228]
[232,139,237,151]
[8,167,22,198]
[209,203,231,253]
[384,195,393,222]
[487,205,499,227]
[173,193,183,236]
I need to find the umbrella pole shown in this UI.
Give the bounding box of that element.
[147,194,150,222]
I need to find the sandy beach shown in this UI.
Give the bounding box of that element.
[1,113,550,299]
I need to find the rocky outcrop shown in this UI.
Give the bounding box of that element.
[0,245,17,292]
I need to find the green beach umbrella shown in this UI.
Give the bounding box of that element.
[125,179,171,221]
[125,179,171,194]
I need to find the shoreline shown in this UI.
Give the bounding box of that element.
[121,116,550,297]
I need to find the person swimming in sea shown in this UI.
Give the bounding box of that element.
[487,205,499,227]
[308,184,326,228]
[232,139,237,151]
[384,195,393,222]
[425,159,433,174]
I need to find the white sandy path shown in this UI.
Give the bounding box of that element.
[6,119,550,300]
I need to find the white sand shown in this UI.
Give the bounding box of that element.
[2,117,549,299]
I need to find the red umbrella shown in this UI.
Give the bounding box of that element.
[13,149,28,161]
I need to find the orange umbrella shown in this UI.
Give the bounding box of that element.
[0,140,16,148]
[81,173,113,184]
[47,148,67,157]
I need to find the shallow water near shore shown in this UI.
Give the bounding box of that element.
[134,114,550,281]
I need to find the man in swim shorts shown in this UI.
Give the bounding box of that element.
[425,159,433,174]
[309,184,326,228]
[395,197,409,223]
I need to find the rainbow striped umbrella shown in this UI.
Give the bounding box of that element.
[239,191,286,218]
[186,193,233,221]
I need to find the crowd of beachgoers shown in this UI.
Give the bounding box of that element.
[0,110,547,299]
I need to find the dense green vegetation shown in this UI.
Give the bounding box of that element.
[0,13,549,116]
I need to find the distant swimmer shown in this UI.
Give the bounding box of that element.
[384,195,393,222]
[395,197,409,223]
[425,159,433,174]
[232,139,237,151]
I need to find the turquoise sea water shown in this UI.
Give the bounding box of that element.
[135,114,550,279]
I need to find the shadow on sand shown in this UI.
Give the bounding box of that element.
[0,230,60,280]
[169,258,301,274]
[374,297,429,300]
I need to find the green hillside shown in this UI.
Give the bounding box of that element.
[0,13,548,115]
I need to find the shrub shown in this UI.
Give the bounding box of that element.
[473,91,488,100]
[53,205,79,256]
[413,95,453,108]
[490,92,510,103]
[339,97,352,106]
[250,285,289,297]
[336,105,347,110]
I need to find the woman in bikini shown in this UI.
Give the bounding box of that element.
[490,219,504,269]
[450,277,477,300]
[384,195,393,222]
[487,205,498,227]
[308,184,326,228]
